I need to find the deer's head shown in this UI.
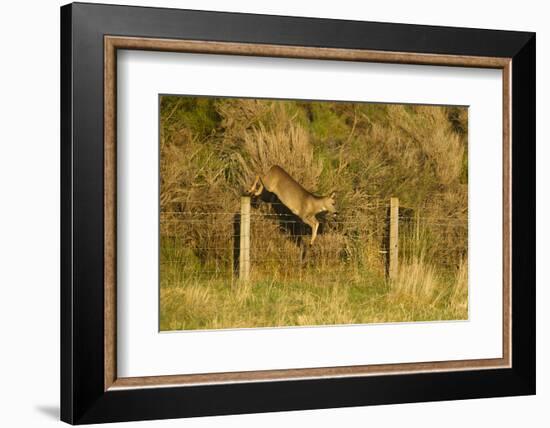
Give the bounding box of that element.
[323,192,338,215]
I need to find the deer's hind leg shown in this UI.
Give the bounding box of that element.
[253,179,264,196]
[247,175,264,196]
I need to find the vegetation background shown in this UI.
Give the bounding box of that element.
[159,96,468,331]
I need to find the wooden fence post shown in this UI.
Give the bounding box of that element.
[389,197,399,280]
[239,196,251,281]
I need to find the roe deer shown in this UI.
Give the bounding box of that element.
[247,165,337,245]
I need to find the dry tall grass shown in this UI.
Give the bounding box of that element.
[235,122,323,192]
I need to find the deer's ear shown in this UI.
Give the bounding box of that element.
[330,191,336,199]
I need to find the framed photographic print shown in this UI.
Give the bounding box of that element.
[60,2,535,424]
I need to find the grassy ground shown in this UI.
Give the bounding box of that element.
[159,251,468,331]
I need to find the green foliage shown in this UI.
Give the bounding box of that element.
[161,95,220,139]
[308,102,351,142]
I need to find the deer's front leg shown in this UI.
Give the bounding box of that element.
[310,221,319,246]
[304,217,319,246]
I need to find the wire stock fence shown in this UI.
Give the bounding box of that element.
[160,196,467,285]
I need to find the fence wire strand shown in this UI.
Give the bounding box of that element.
[160,198,467,282]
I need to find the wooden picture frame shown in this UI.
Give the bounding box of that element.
[61,2,535,424]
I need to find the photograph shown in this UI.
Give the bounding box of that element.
[159,95,469,331]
